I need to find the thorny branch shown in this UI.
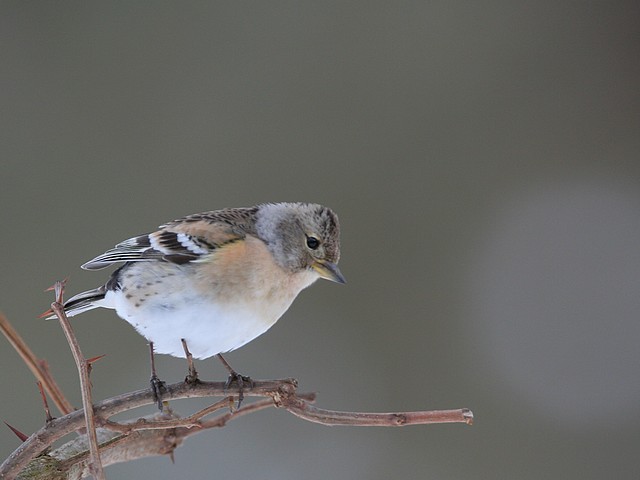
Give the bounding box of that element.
[0,283,474,480]
[50,281,105,480]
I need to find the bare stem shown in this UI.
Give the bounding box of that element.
[101,397,231,433]
[285,401,473,426]
[36,382,53,423]
[50,281,105,480]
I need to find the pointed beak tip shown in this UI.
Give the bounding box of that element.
[333,271,347,285]
[313,261,346,285]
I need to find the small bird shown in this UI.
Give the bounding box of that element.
[50,202,344,405]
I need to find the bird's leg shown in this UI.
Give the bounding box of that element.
[181,338,199,385]
[216,353,253,409]
[149,341,167,411]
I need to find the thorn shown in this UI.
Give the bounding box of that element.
[169,450,175,464]
[44,277,68,292]
[4,421,29,442]
[86,354,106,365]
[37,309,53,319]
[37,381,53,422]
[86,354,105,378]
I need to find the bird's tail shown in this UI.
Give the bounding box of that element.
[43,286,108,320]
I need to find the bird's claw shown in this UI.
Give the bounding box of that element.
[224,372,253,409]
[150,374,167,411]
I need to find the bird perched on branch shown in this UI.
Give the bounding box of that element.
[47,202,344,407]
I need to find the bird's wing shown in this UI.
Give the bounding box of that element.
[81,207,259,270]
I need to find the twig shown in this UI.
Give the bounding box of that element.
[181,339,198,383]
[285,401,473,426]
[101,392,318,434]
[50,281,105,480]
[271,381,473,426]
[0,312,73,415]
[100,397,231,433]
[198,397,278,428]
[36,382,53,423]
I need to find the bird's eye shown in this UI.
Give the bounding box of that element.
[306,236,320,250]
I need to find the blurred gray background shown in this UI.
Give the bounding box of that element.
[2,2,639,479]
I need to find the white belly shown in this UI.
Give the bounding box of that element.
[103,268,318,359]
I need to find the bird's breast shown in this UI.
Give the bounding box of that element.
[108,236,319,359]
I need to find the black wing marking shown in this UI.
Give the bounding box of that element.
[81,207,259,271]
[81,231,217,270]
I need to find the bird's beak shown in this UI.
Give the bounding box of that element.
[312,260,346,284]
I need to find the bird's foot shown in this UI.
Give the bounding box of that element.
[148,341,167,411]
[224,371,254,410]
[216,353,253,409]
[150,374,167,411]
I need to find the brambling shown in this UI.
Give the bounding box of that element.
[50,202,344,406]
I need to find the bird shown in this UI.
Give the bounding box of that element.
[48,202,344,407]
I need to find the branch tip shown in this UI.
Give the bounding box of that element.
[463,408,474,425]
